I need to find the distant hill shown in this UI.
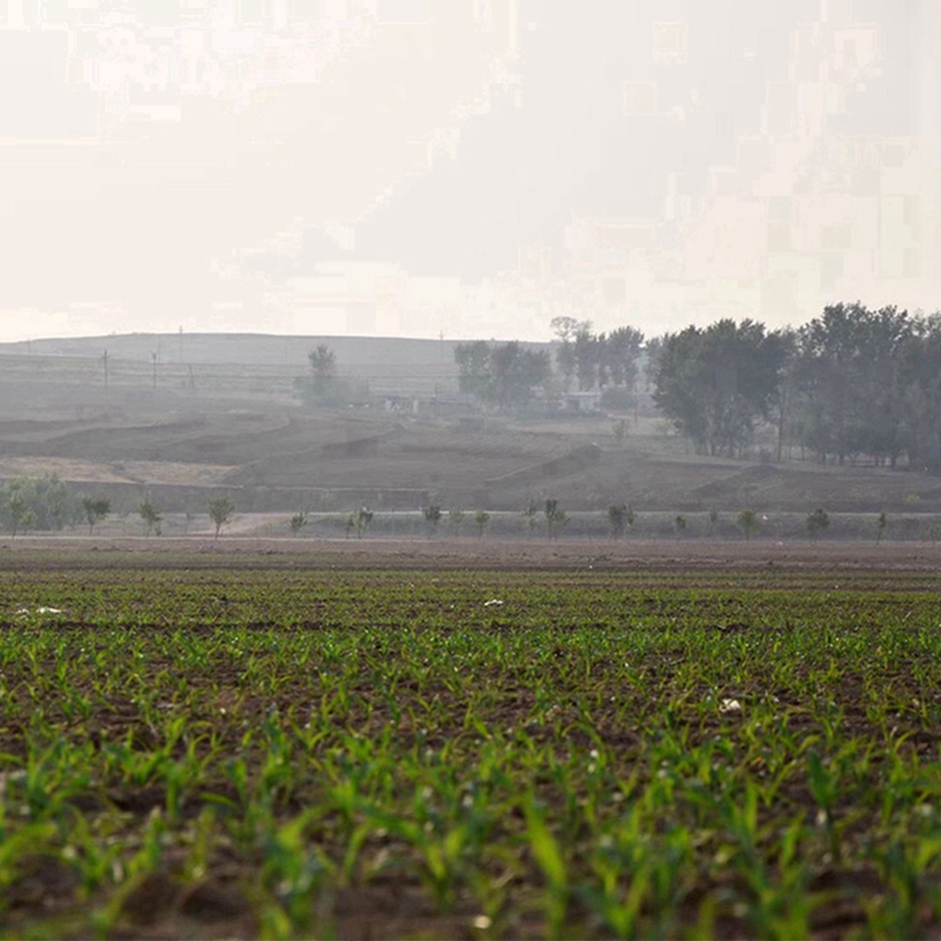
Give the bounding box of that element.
[0,333,472,368]
[0,332,554,402]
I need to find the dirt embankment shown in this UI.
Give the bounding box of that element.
[484,444,603,488]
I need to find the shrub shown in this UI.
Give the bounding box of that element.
[807,508,830,542]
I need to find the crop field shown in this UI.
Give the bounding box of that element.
[3,566,941,938]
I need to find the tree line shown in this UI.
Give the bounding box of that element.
[653,303,941,471]
[455,303,941,474]
[551,316,645,399]
[454,318,645,410]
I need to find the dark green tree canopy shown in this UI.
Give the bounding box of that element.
[654,319,786,457]
[792,303,911,466]
[454,341,551,411]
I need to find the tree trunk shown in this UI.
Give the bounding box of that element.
[776,387,788,463]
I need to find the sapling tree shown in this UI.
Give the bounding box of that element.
[289,511,308,536]
[139,500,162,537]
[807,508,830,542]
[737,508,761,542]
[448,508,465,538]
[82,496,111,535]
[521,500,539,538]
[608,504,628,540]
[208,495,235,539]
[474,510,490,539]
[876,512,887,544]
[544,499,567,541]
[423,504,442,538]
[355,507,374,538]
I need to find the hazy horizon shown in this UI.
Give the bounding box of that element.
[3,0,941,344]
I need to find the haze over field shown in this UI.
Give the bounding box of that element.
[2,1,941,343]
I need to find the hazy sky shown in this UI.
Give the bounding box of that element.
[1,0,939,343]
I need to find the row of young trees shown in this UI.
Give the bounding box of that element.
[0,477,238,539]
[0,481,884,542]
[608,503,839,542]
[292,500,865,543]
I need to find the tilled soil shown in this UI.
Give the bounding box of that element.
[1,535,941,580]
[2,563,941,937]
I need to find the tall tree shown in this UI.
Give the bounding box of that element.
[897,315,941,473]
[604,326,645,390]
[549,316,583,344]
[574,328,599,391]
[791,304,911,466]
[550,316,589,392]
[454,341,550,411]
[454,340,492,397]
[654,319,785,457]
[489,342,551,410]
[308,345,337,398]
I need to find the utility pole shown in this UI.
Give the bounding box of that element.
[152,352,158,390]
[102,350,108,389]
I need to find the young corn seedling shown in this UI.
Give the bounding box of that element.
[524,798,569,939]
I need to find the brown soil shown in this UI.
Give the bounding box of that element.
[1,535,940,578]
